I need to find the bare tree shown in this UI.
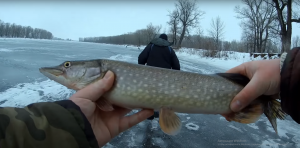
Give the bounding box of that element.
[82,31,249,54]
[235,0,278,53]
[0,20,52,39]
[293,35,300,47]
[195,27,204,49]
[167,9,180,46]
[0,20,4,37]
[223,41,231,51]
[270,0,300,53]
[135,29,146,46]
[208,16,225,51]
[174,0,205,48]
[145,23,161,43]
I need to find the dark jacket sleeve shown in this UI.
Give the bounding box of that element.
[170,48,180,70]
[138,44,152,65]
[280,47,300,124]
[0,100,99,148]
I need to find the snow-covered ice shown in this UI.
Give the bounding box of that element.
[0,48,13,52]
[228,125,244,133]
[247,123,259,130]
[0,79,74,107]
[219,117,228,122]
[107,54,136,63]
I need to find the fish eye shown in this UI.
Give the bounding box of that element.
[64,62,71,68]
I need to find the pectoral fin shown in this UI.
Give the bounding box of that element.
[96,97,114,111]
[159,107,182,135]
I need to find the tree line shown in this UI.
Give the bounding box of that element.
[0,19,53,39]
[235,0,300,53]
[80,23,162,46]
[81,0,300,54]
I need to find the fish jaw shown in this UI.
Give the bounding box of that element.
[39,67,63,76]
[39,66,77,89]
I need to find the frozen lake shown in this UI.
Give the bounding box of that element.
[0,38,299,148]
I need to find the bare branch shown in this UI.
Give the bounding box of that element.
[291,18,300,22]
[173,0,205,47]
[264,0,276,7]
[208,16,225,51]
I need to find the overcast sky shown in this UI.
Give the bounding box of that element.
[0,0,299,41]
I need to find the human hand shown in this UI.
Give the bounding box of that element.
[69,71,154,147]
[225,59,281,112]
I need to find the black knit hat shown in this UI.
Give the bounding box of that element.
[159,34,168,41]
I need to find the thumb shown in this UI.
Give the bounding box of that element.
[71,71,115,101]
[230,73,266,112]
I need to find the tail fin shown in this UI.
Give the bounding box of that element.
[215,73,287,134]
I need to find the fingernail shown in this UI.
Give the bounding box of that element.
[104,71,113,80]
[231,100,242,111]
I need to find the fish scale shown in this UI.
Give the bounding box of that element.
[98,59,242,114]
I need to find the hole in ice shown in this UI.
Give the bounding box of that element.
[185,123,199,131]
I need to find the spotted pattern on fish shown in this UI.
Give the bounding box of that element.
[91,59,242,113]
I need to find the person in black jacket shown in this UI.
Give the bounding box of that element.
[138,34,180,70]
[138,34,181,126]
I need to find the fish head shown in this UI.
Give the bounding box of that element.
[39,60,102,90]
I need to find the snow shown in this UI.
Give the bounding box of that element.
[175,47,280,71]
[255,116,300,147]
[185,123,199,131]
[0,79,74,107]
[102,143,115,148]
[107,54,135,63]
[152,137,167,148]
[175,48,250,71]
[0,48,13,52]
[120,44,281,71]
[219,117,228,122]
[0,37,79,43]
[247,123,259,130]
[260,139,287,148]
[267,117,300,142]
[228,125,244,133]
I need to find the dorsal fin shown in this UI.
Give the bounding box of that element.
[215,73,250,86]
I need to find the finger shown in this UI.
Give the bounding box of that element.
[71,71,115,101]
[226,63,247,76]
[230,74,267,112]
[113,106,132,117]
[118,109,154,133]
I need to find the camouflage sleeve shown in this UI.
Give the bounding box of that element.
[0,100,99,148]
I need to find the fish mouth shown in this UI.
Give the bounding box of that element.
[39,67,63,76]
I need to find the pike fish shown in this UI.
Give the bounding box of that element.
[39,59,287,135]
